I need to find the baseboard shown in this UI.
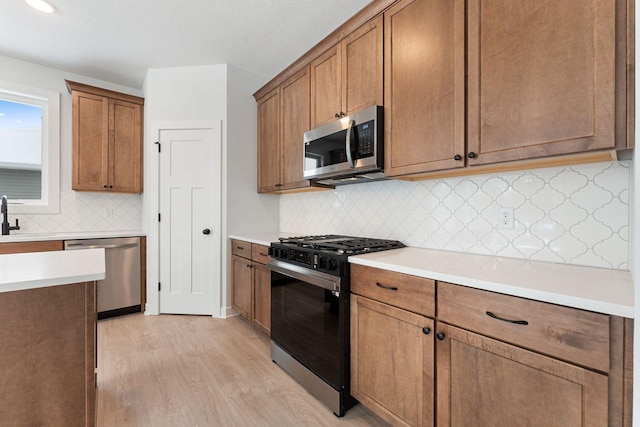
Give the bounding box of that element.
[144,303,159,315]
[220,306,239,319]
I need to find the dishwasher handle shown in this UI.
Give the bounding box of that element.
[65,242,139,250]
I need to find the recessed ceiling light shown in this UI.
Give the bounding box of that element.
[25,0,56,14]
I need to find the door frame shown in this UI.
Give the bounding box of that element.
[145,120,223,316]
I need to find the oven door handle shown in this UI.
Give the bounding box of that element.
[267,260,341,293]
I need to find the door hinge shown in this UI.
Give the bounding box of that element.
[158,213,161,222]
[158,282,161,291]
[154,141,161,152]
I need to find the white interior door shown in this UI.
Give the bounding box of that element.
[159,124,221,315]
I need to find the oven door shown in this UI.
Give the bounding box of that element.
[268,260,345,390]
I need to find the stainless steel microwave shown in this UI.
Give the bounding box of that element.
[303,105,384,186]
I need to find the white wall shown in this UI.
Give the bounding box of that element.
[226,67,279,236]
[0,54,142,232]
[142,64,228,315]
[142,64,279,316]
[224,66,279,314]
[633,3,639,421]
[633,150,638,425]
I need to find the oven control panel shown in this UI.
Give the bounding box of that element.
[268,246,343,275]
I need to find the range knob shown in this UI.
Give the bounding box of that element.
[272,248,280,258]
[328,258,338,271]
[317,257,327,269]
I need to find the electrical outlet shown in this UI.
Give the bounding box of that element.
[497,208,514,229]
[105,208,113,219]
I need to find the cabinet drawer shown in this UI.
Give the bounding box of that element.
[251,244,271,265]
[0,240,64,254]
[231,239,252,258]
[437,282,610,372]
[351,264,435,317]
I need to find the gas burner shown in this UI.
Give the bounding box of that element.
[278,235,351,245]
[276,235,405,255]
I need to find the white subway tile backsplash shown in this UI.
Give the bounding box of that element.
[14,190,141,234]
[280,161,630,270]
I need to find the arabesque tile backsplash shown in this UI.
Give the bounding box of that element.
[15,190,141,233]
[280,161,630,270]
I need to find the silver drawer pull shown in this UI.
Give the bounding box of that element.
[486,311,529,325]
[376,282,398,291]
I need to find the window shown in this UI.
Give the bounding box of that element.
[0,81,59,213]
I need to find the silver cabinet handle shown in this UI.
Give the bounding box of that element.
[66,243,138,250]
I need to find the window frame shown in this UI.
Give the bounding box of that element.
[0,80,60,214]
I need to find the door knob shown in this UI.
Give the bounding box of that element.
[202,229,211,235]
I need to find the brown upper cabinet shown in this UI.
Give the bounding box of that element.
[281,68,312,190]
[310,16,383,128]
[384,0,465,177]
[66,80,144,193]
[255,0,631,185]
[257,67,312,193]
[257,88,281,193]
[466,0,620,166]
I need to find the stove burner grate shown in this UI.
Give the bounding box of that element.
[277,235,404,255]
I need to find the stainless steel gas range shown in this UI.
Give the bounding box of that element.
[267,235,405,417]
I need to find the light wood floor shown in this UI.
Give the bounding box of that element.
[97,313,389,426]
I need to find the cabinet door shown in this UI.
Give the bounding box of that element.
[257,88,282,192]
[72,91,109,191]
[281,67,311,191]
[231,255,252,320]
[342,15,383,116]
[436,323,608,426]
[467,0,616,165]
[110,99,142,193]
[310,45,342,128]
[384,0,465,177]
[351,294,434,427]
[252,262,271,336]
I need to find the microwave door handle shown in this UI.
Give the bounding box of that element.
[345,119,356,168]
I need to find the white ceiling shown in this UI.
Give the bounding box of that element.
[2,0,372,89]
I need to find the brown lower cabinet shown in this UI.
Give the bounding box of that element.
[231,254,252,319]
[351,295,434,426]
[251,262,271,335]
[436,323,607,426]
[0,281,96,426]
[351,266,634,426]
[231,239,271,336]
[351,264,436,426]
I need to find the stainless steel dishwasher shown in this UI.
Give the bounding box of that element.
[65,237,141,319]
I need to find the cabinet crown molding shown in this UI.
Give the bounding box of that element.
[65,80,144,105]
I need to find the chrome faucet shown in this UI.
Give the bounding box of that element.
[1,195,20,236]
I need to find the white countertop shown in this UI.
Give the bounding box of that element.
[228,232,296,247]
[0,230,145,243]
[349,247,634,318]
[0,248,106,293]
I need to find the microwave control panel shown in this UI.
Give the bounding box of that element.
[356,120,375,158]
